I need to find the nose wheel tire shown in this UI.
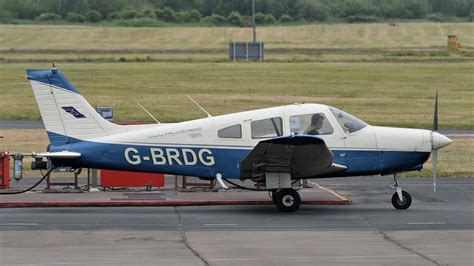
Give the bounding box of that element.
[391,191,412,209]
[274,188,301,212]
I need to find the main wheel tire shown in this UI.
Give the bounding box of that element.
[274,188,301,212]
[391,191,412,209]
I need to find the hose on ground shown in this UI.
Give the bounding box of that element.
[0,167,56,195]
[221,178,301,192]
[222,178,268,191]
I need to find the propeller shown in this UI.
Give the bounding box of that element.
[430,92,453,192]
[432,92,438,192]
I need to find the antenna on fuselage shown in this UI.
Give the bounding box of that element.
[186,95,212,118]
[137,103,160,124]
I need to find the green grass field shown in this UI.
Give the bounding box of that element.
[1,23,473,50]
[1,23,473,63]
[0,62,472,129]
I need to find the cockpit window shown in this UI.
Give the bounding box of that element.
[329,107,368,133]
[290,113,334,135]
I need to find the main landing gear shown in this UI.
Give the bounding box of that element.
[272,188,301,212]
[391,174,412,209]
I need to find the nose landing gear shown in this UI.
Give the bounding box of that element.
[390,174,412,209]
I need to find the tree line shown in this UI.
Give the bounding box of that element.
[0,0,473,25]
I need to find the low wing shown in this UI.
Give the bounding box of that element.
[240,135,346,180]
[36,151,81,159]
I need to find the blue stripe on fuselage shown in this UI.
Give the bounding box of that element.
[49,140,251,179]
[331,150,430,177]
[48,138,430,179]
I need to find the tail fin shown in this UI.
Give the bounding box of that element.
[27,66,123,145]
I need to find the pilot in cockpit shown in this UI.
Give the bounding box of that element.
[304,113,324,135]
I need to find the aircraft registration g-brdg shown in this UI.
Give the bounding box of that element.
[27,65,452,212]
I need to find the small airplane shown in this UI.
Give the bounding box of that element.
[27,65,452,212]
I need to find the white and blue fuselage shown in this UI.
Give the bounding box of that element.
[47,104,445,180]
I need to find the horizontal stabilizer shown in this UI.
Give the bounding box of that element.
[36,151,81,159]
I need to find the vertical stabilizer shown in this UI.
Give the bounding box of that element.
[27,66,123,145]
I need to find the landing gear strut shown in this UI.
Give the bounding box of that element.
[272,188,301,212]
[391,174,412,209]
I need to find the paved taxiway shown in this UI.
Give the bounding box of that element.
[0,176,473,265]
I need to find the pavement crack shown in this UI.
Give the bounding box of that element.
[362,216,442,266]
[174,207,209,266]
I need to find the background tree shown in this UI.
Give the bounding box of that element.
[36,12,61,21]
[264,13,276,24]
[279,14,293,23]
[202,13,225,25]
[188,9,202,22]
[297,0,330,21]
[254,12,266,24]
[66,12,85,22]
[227,11,243,26]
[107,11,122,20]
[404,0,429,18]
[0,0,471,24]
[380,1,410,18]
[122,9,140,19]
[85,10,101,22]
[156,6,177,22]
[142,8,156,19]
[0,0,41,19]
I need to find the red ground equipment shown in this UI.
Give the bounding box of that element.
[101,170,164,189]
[0,152,10,189]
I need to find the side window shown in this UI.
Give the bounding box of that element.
[289,113,334,135]
[251,117,283,139]
[218,124,242,138]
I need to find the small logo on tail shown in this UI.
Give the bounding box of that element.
[62,106,86,118]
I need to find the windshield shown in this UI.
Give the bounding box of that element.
[329,107,368,133]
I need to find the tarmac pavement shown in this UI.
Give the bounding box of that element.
[0,176,349,207]
[0,176,472,265]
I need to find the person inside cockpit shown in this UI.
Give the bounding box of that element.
[304,113,324,135]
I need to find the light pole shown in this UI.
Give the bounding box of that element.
[252,0,256,43]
